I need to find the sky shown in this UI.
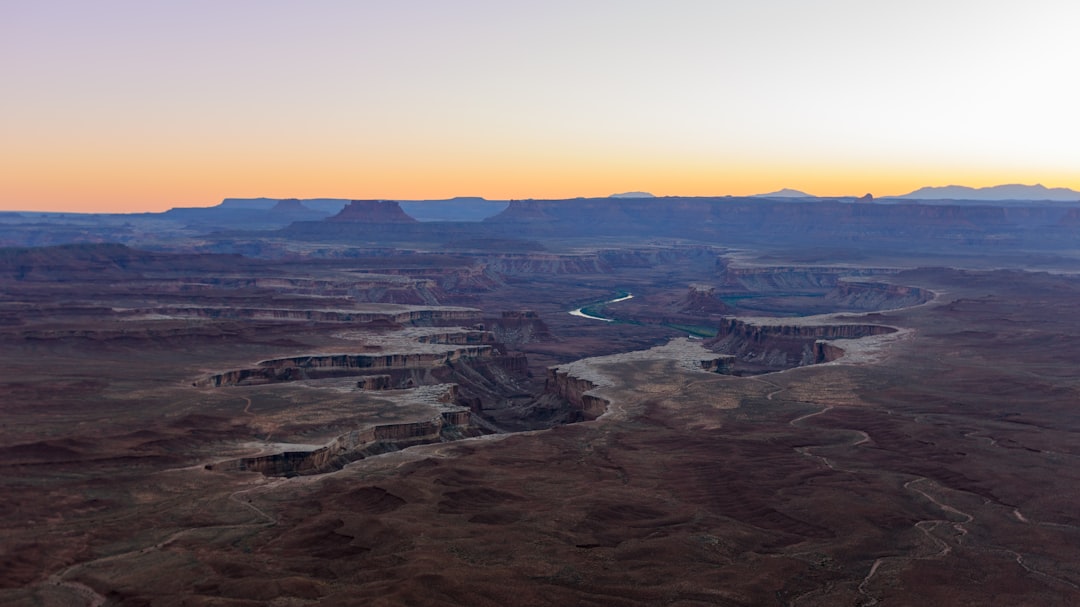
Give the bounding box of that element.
[2,1,1078,212]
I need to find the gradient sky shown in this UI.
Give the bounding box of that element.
[2,1,1078,212]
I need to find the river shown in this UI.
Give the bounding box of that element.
[568,292,633,322]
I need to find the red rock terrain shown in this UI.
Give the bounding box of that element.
[1,243,1079,606]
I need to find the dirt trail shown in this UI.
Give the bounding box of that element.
[36,478,282,605]
[745,376,784,401]
[789,405,833,427]
[1002,549,1080,590]
[41,577,106,607]
[856,478,976,604]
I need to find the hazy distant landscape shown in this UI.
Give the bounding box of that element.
[4,183,1080,252]
[3,190,1080,605]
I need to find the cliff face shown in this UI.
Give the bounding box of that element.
[721,266,897,291]
[545,367,610,420]
[699,354,736,374]
[680,285,733,315]
[486,200,557,222]
[415,330,494,345]
[138,305,480,324]
[350,266,500,293]
[826,281,933,311]
[713,318,896,342]
[197,346,496,387]
[216,409,474,476]
[463,247,718,277]
[814,341,847,363]
[196,324,531,412]
[706,318,897,370]
[479,253,610,275]
[267,199,328,221]
[327,200,418,223]
[485,311,553,345]
[599,246,719,268]
[357,375,392,390]
[0,243,251,281]
[542,343,735,419]
[270,199,312,213]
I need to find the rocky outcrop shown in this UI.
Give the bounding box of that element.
[348,265,500,293]
[357,375,392,390]
[327,200,418,223]
[706,268,934,315]
[154,273,446,305]
[713,318,896,342]
[264,199,328,221]
[707,317,897,370]
[545,367,610,420]
[196,346,496,387]
[464,247,719,277]
[479,253,609,275]
[486,200,557,222]
[147,305,480,325]
[153,274,442,302]
[196,321,531,414]
[498,352,530,374]
[544,339,737,419]
[486,311,553,345]
[0,244,251,281]
[813,341,847,363]
[270,199,312,213]
[597,246,720,268]
[680,285,733,315]
[721,266,897,291]
[415,330,495,345]
[825,280,933,311]
[212,408,474,477]
[700,354,736,374]
[501,310,540,319]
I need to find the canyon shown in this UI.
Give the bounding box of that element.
[1,199,1079,605]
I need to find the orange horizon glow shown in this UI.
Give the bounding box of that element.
[5,174,1080,214]
[3,154,1077,214]
[3,2,1078,214]
[5,131,1077,212]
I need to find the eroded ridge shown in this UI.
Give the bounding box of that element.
[704,313,909,372]
[207,384,476,476]
[547,338,737,420]
[193,323,541,476]
[196,326,521,388]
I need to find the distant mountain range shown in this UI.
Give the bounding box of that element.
[208,186,1079,216]
[218,197,349,212]
[609,192,656,198]
[896,184,1080,201]
[7,190,1080,251]
[753,189,814,198]
[215,197,508,221]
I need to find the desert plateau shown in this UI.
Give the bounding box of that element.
[0,195,1078,606]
